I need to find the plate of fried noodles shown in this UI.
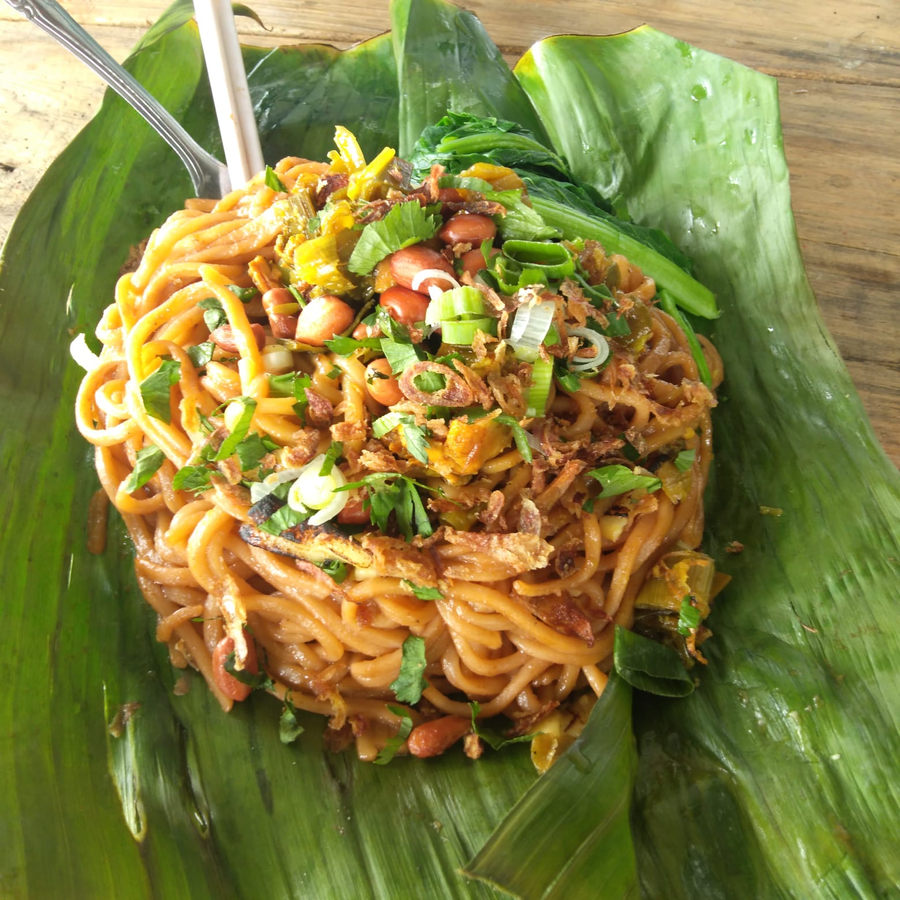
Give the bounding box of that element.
[2,1,899,898]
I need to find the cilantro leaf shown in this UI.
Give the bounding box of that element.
[139,358,181,423]
[318,442,344,477]
[122,445,165,494]
[198,297,227,332]
[279,694,304,744]
[373,705,413,765]
[674,449,697,472]
[214,398,258,461]
[402,581,443,601]
[224,651,274,691]
[227,284,259,303]
[172,465,213,494]
[347,202,441,275]
[587,464,662,499]
[269,372,313,421]
[265,165,288,193]
[186,342,215,369]
[390,636,428,704]
[677,597,702,636]
[469,701,538,751]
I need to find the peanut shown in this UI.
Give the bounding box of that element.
[439,214,497,247]
[388,245,456,294]
[407,716,471,758]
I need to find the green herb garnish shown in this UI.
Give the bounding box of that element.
[390,635,428,704]
[121,445,165,494]
[139,358,181,424]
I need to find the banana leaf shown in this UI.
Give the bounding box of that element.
[1,1,898,898]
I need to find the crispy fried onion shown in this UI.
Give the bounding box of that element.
[398,361,474,407]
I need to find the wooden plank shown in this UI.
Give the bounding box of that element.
[0,1,896,464]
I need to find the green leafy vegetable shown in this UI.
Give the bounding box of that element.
[658,290,713,386]
[373,706,414,765]
[264,165,288,193]
[139,358,181,423]
[613,626,694,697]
[186,342,215,368]
[121,445,165,494]
[486,189,558,241]
[402,580,443,601]
[390,635,428,704]
[278,695,305,745]
[587,464,661,499]
[380,337,427,373]
[214,398,257,461]
[198,296,227,332]
[347,201,441,275]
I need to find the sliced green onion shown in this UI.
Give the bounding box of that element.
[509,300,555,361]
[501,240,575,279]
[525,357,554,417]
[286,453,349,526]
[441,318,497,345]
[427,286,486,324]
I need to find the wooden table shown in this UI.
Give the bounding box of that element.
[2,1,897,464]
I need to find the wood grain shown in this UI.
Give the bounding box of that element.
[0,1,897,464]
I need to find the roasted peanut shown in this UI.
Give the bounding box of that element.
[262,287,300,339]
[364,357,403,407]
[388,245,456,294]
[337,492,370,525]
[439,213,497,247]
[294,294,355,346]
[209,322,266,353]
[460,246,500,279]
[379,285,431,330]
[407,716,471,758]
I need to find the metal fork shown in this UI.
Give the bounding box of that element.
[6,0,231,198]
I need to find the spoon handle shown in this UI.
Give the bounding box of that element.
[6,0,231,198]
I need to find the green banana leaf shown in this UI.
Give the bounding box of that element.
[1,1,898,898]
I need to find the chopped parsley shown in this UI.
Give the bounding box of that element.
[381,337,427,373]
[139,358,181,423]
[373,705,414,765]
[347,201,441,275]
[234,433,278,472]
[390,635,428,704]
[315,559,349,584]
[402,581,443,601]
[324,335,382,356]
[268,371,313,423]
[258,504,313,536]
[121,445,165,494]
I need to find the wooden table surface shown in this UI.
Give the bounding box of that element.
[2,1,897,465]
